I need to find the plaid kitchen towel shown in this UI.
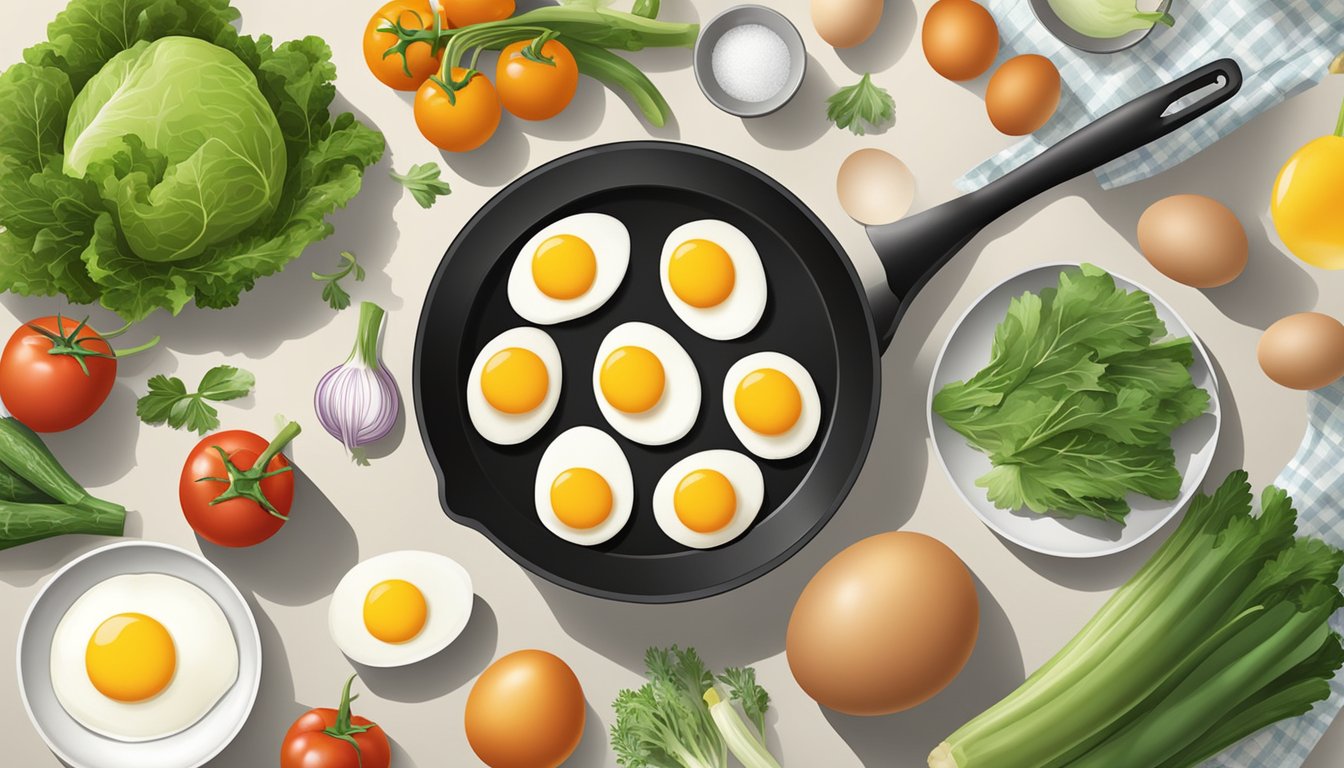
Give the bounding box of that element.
[956,0,1344,192]
[1209,381,1344,767]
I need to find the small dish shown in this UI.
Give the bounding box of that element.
[927,263,1221,558]
[1029,0,1173,54]
[16,541,262,768]
[693,5,807,117]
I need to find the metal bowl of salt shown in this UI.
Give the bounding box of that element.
[694,5,807,118]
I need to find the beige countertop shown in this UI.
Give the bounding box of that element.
[3,1,1342,765]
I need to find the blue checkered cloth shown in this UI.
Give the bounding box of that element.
[956,0,1344,191]
[1206,382,1344,767]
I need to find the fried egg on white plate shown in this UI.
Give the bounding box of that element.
[659,220,767,341]
[508,212,630,324]
[534,427,634,546]
[467,327,562,445]
[328,551,474,668]
[653,450,765,549]
[723,351,821,460]
[49,573,238,742]
[592,322,701,446]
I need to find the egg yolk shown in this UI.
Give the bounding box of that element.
[85,613,176,702]
[734,368,802,435]
[363,579,429,644]
[550,468,613,529]
[532,234,598,299]
[669,239,735,308]
[481,347,549,414]
[674,470,737,533]
[600,346,665,414]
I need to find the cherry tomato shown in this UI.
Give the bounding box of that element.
[282,676,390,768]
[496,36,579,121]
[441,0,514,27]
[414,68,501,152]
[179,423,300,548]
[0,316,116,432]
[363,0,449,91]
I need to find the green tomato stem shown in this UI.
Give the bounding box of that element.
[113,336,160,358]
[322,674,374,767]
[197,421,301,520]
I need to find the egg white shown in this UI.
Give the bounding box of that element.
[592,322,701,446]
[723,351,822,460]
[508,212,630,325]
[659,219,768,341]
[467,327,563,445]
[328,551,474,668]
[653,450,765,549]
[534,426,634,546]
[49,573,239,742]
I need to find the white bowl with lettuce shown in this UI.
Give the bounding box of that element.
[927,263,1221,558]
[1031,0,1175,54]
[0,0,384,323]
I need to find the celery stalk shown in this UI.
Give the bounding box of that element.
[704,688,781,768]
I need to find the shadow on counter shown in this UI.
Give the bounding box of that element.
[212,597,307,767]
[352,596,499,703]
[200,469,359,607]
[822,580,1022,766]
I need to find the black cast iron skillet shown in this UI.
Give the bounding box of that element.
[415,59,1242,603]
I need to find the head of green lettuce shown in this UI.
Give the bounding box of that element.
[0,0,384,322]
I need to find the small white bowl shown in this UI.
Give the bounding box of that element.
[694,5,807,117]
[16,541,262,768]
[927,263,1221,558]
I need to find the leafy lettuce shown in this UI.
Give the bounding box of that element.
[0,0,384,322]
[933,264,1210,524]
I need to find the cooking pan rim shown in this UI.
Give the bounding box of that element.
[412,140,884,603]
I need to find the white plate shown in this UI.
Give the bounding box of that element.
[16,541,262,768]
[927,263,1221,558]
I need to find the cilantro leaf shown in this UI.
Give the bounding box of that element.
[826,73,895,135]
[389,162,452,209]
[718,666,770,736]
[136,365,255,434]
[311,251,365,310]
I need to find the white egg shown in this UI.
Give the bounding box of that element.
[508,212,630,324]
[49,573,239,742]
[723,351,821,460]
[467,327,563,445]
[659,219,768,341]
[534,427,634,546]
[653,450,765,549]
[592,322,701,446]
[328,551,474,668]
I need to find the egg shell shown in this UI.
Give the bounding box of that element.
[921,0,999,81]
[1258,312,1344,391]
[837,148,916,226]
[812,0,884,48]
[1137,194,1248,288]
[985,54,1060,136]
[465,650,586,768]
[786,532,979,716]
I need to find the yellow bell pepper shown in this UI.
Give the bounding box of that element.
[1272,92,1344,269]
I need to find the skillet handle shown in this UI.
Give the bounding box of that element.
[964,57,1243,222]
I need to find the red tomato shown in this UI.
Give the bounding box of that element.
[179,423,300,548]
[496,37,579,121]
[282,676,390,768]
[0,316,116,432]
[363,0,450,91]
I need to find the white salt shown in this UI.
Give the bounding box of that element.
[711,23,791,104]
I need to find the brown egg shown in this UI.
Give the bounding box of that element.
[985,54,1060,135]
[1258,313,1344,390]
[922,0,999,81]
[812,0,885,49]
[786,532,979,716]
[465,650,586,768]
[1137,194,1248,288]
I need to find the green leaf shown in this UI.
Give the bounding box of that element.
[719,667,770,736]
[312,251,365,310]
[137,365,255,434]
[826,73,895,136]
[389,162,452,209]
